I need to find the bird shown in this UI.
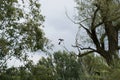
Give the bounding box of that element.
[58,38,64,45]
[58,38,64,41]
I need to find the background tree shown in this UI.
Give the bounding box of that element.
[32,57,55,80]
[74,0,120,65]
[0,0,48,68]
[30,51,81,80]
[53,51,80,80]
[1,51,120,80]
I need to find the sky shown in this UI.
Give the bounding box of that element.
[8,0,79,67]
[40,0,78,52]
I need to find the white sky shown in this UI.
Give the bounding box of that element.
[8,0,79,67]
[41,0,78,52]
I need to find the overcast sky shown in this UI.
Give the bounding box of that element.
[8,0,79,67]
[41,0,78,51]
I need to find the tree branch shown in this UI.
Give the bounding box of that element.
[78,51,95,57]
[91,7,99,29]
[65,9,93,39]
[72,45,97,52]
[94,21,104,28]
[90,7,101,48]
[65,10,91,24]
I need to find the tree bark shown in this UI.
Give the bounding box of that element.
[104,21,119,57]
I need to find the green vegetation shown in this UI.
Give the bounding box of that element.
[75,0,120,65]
[0,0,48,69]
[0,0,120,80]
[1,51,120,80]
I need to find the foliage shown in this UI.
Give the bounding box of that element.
[74,0,120,65]
[0,0,48,68]
[53,51,81,80]
[1,51,120,80]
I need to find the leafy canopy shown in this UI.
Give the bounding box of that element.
[0,0,48,67]
[74,0,120,65]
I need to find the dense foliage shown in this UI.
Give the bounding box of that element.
[0,0,48,68]
[1,51,120,80]
[0,0,120,80]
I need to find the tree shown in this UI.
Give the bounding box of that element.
[32,57,55,80]
[0,67,20,80]
[30,51,81,80]
[0,0,48,68]
[1,52,120,80]
[53,51,81,80]
[74,0,120,65]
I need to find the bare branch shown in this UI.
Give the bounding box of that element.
[65,10,91,24]
[91,7,99,29]
[94,21,104,28]
[72,45,97,52]
[75,29,81,54]
[78,51,95,57]
[72,45,97,57]
[94,15,120,29]
[80,47,96,51]
[90,7,101,48]
[65,10,93,39]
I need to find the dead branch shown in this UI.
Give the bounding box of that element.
[78,51,95,57]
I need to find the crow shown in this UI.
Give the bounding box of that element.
[58,38,64,45]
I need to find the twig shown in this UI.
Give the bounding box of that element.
[65,10,91,25]
[72,45,97,51]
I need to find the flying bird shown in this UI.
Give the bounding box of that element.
[58,38,64,41]
[58,38,64,45]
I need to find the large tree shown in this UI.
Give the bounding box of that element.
[74,0,120,65]
[0,0,48,68]
[1,51,120,80]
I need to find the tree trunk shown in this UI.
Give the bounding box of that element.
[95,21,119,65]
[105,22,118,53]
[103,21,119,65]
